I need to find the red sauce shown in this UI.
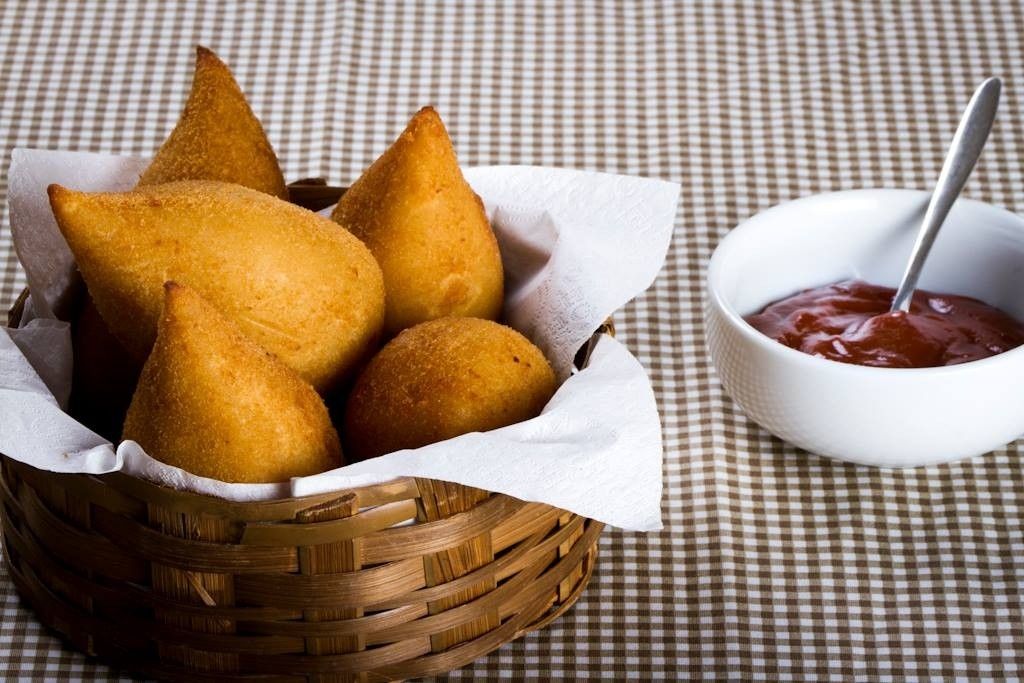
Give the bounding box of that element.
[744,279,1024,368]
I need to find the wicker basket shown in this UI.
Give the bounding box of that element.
[1,460,602,682]
[0,182,607,680]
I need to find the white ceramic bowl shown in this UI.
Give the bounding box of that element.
[706,189,1024,467]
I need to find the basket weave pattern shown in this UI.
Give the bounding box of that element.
[0,459,602,680]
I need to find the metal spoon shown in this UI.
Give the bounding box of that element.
[890,77,1002,313]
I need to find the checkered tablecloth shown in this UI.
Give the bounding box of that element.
[3,1,1024,680]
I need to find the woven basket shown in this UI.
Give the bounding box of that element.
[0,182,607,680]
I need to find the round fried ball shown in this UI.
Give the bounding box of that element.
[343,317,557,460]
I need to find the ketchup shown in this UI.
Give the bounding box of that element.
[744,279,1024,368]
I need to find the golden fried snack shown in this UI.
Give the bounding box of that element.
[137,46,287,198]
[331,107,503,336]
[343,317,557,460]
[49,180,385,392]
[72,47,286,422]
[124,283,341,483]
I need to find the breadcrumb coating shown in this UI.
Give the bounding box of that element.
[331,107,503,336]
[343,317,557,460]
[124,283,342,483]
[49,180,385,392]
[137,46,287,198]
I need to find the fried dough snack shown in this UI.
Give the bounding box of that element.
[124,283,341,482]
[74,48,289,427]
[331,107,503,336]
[137,46,287,198]
[343,317,557,460]
[50,180,385,392]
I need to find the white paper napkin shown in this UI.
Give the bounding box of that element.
[0,148,678,531]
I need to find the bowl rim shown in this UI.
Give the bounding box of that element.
[706,187,1024,377]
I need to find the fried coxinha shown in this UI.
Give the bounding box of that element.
[71,46,288,436]
[124,282,342,483]
[137,45,287,197]
[54,46,557,482]
[344,317,556,461]
[332,107,504,336]
[50,181,385,393]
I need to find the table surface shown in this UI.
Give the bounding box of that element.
[2,1,1024,680]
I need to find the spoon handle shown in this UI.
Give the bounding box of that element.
[890,77,1002,313]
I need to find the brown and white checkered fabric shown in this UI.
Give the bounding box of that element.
[2,1,1024,679]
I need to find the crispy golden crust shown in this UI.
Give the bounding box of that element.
[331,107,503,336]
[49,180,385,392]
[137,46,287,199]
[123,283,342,483]
[343,317,557,460]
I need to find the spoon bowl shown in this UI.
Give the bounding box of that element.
[706,188,1024,467]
